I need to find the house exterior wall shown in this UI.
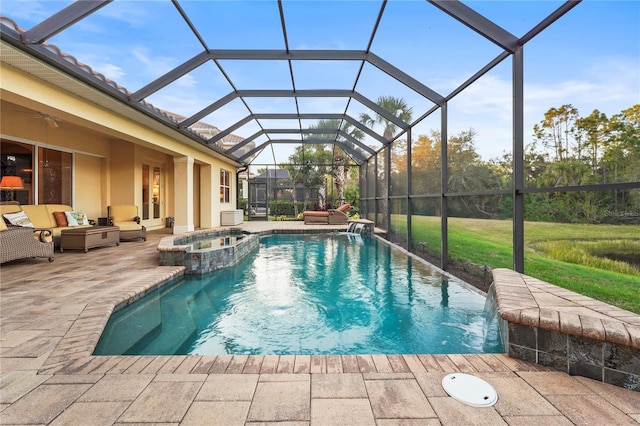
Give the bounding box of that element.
[1,62,240,232]
[74,153,105,220]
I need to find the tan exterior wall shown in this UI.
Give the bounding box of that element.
[74,154,104,220]
[1,62,240,232]
[193,164,201,228]
[109,139,136,206]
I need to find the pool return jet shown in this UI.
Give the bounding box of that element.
[339,221,369,244]
[345,222,366,234]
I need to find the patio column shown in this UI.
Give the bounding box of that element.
[173,156,195,234]
[199,164,216,228]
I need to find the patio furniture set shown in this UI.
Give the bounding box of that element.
[0,204,146,263]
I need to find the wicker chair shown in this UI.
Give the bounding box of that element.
[0,223,54,263]
[107,205,147,242]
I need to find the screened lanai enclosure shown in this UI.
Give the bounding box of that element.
[1,0,638,286]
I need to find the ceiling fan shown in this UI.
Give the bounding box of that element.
[40,113,60,128]
[12,110,61,128]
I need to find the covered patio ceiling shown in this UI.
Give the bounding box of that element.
[0,0,578,167]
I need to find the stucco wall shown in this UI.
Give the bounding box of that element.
[75,153,104,219]
[1,63,240,231]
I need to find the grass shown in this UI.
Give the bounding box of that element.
[394,215,640,314]
[530,240,639,275]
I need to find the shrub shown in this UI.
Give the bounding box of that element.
[269,200,295,216]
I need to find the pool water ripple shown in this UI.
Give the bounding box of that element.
[94,234,503,355]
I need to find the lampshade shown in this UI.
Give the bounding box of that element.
[0,176,24,190]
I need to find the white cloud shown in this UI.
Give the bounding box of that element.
[176,74,197,89]
[130,46,177,76]
[94,2,149,28]
[1,1,55,25]
[92,63,125,81]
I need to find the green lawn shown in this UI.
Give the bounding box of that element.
[395,215,640,314]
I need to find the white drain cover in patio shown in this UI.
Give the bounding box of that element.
[441,373,498,407]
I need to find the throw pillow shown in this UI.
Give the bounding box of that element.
[65,210,90,226]
[53,211,68,227]
[75,210,90,225]
[3,210,34,227]
[64,211,79,226]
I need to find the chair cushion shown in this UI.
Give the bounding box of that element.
[115,222,144,231]
[110,205,138,222]
[20,205,54,228]
[3,210,34,227]
[0,205,22,216]
[336,203,351,212]
[0,219,7,231]
[44,204,74,221]
[303,211,329,217]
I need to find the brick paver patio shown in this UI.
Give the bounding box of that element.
[1,223,638,425]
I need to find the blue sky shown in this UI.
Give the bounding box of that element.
[2,0,639,166]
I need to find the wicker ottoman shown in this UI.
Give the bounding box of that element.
[60,226,120,253]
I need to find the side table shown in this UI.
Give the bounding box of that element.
[60,226,120,253]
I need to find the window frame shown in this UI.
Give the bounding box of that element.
[220,169,231,204]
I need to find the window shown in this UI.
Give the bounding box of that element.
[220,169,230,203]
[38,146,72,204]
[1,140,33,204]
[0,140,72,205]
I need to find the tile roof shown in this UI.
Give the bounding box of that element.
[0,16,245,149]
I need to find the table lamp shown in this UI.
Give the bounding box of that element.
[0,176,24,201]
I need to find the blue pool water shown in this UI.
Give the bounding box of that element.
[94,234,503,355]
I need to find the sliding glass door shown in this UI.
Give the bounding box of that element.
[142,163,163,227]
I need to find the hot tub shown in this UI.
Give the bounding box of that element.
[158,228,259,275]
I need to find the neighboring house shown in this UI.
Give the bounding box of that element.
[252,169,321,207]
[0,22,244,233]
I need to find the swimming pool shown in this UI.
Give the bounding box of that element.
[95,233,503,355]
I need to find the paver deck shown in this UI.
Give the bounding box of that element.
[1,222,638,425]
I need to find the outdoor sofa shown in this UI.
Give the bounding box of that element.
[1,204,93,246]
[303,203,351,225]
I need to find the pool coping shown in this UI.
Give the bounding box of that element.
[492,268,640,389]
[39,229,494,374]
[4,227,639,426]
[36,231,639,393]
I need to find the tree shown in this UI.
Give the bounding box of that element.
[390,128,507,217]
[574,109,609,174]
[533,104,579,162]
[522,103,639,223]
[282,142,333,215]
[360,96,413,208]
[304,119,364,205]
[359,96,413,141]
[602,104,640,214]
[408,132,441,195]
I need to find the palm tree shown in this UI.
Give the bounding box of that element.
[283,144,331,216]
[305,119,364,206]
[359,95,413,141]
[360,96,413,207]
